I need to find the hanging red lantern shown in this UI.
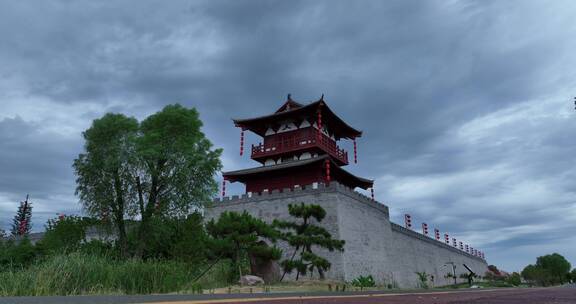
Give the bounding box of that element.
[353,138,358,164]
[221,178,226,198]
[325,159,331,183]
[239,129,245,156]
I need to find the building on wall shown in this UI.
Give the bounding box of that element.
[222,94,372,195]
[207,95,488,287]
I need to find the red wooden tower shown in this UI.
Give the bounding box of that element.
[223,95,373,195]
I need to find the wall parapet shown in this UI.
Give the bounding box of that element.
[210,182,389,218]
[390,222,485,262]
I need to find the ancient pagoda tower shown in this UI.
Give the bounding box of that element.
[222,94,373,195]
[206,95,488,286]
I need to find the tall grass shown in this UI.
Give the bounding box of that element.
[0,253,230,296]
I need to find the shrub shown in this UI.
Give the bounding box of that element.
[351,275,376,288]
[0,238,38,270]
[507,272,521,286]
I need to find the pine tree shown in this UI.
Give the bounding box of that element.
[11,195,32,237]
[274,203,345,281]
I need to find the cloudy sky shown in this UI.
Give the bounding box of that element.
[1,0,576,271]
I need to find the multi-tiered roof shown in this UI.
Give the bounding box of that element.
[223,95,373,194]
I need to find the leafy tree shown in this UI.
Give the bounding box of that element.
[73,113,139,256]
[536,253,571,284]
[570,268,576,283]
[274,203,345,281]
[206,211,281,281]
[11,196,32,237]
[522,253,571,286]
[133,104,222,256]
[74,105,222,258]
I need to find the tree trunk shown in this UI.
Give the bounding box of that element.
[113,172,128,258]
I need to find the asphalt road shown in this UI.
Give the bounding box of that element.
[0,287,574,304]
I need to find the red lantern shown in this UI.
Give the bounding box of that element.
[239,129,245,156]
[404,214,412,229]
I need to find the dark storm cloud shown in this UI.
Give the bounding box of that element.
[1,0,575,271]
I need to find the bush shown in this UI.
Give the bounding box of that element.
[351,275,376,288]
[37,216,89,254]
[507,272,521,286]
[0,238,38,270]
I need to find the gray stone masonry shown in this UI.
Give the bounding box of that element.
[205,182,488,288]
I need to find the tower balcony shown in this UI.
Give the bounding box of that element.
[251,132,348,165]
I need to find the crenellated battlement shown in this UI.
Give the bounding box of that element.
[211,182,389,218]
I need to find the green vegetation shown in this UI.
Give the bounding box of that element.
[73,104,222,258]
[521,253,572,286]
[0,253,228,296]
[206,211,281,281]
[11,196,32,237]
[351,275,376,288]
[274,203,345,281]
[415,271,429,289]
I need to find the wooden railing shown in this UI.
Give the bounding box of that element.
[251,132,348,164]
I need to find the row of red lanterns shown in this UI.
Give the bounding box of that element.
[405,214,485,259]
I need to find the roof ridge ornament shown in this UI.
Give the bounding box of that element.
[287,93,293,101]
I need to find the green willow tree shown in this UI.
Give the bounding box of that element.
[74,104,222,258]
[134,104,222,256]
[73,113,138,256]
[274,203,345,281]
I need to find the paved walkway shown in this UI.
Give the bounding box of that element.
[0,287,574,304]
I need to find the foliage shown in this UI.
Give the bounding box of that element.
[415,271,429,289]
[11,196,32,237]
[274,203,345,281]
[37,216,90,254]
[74,105,222,258]
[351,275,376,288]
[507,272,521,286]
[130,213,211,264]
[522,253,572,286]
[0,238,38,270]
[570,268,576,282]
[206,211,281,281]
[0,252,230,296]
[73,113,139,256]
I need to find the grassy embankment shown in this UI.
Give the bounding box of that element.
[0,252,230,296]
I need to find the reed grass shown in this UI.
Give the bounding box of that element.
[0,252,229,296]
